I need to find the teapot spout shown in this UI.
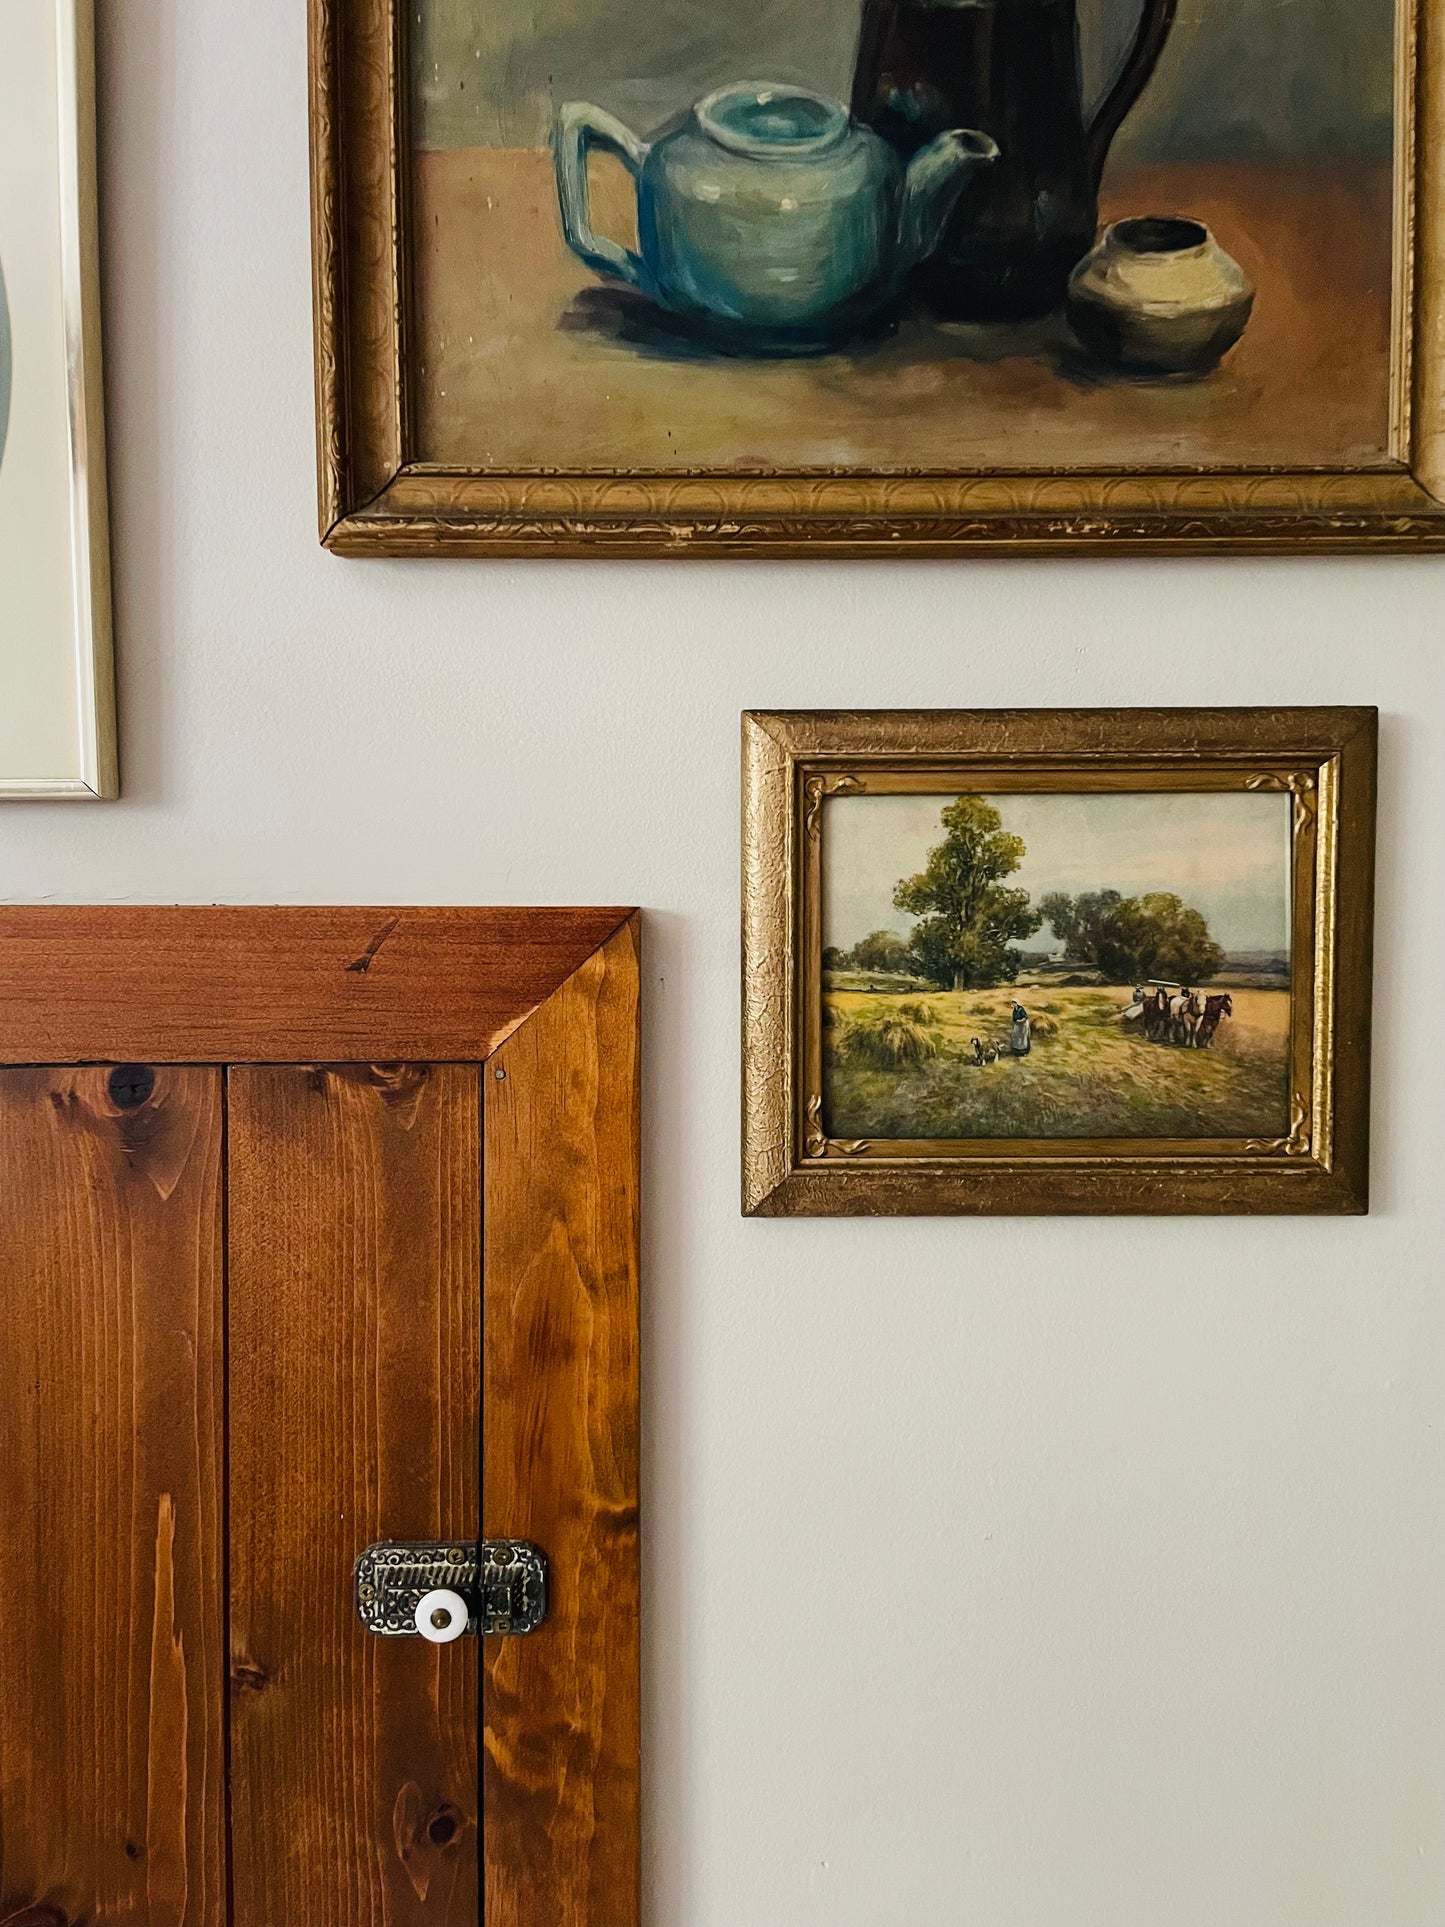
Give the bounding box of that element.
[898,129,999,273]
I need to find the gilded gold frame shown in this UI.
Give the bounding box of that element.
[310,0,1445,554]
[742,709,1376,1214]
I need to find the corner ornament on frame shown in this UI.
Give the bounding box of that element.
[1244,1094,1313,1159]
[1245,768,1317,837]
[803,774,863,840]
[804,1094,870,1159]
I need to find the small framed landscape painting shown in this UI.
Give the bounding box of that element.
[0,0,114,797]
[742,709,1376,1215]
[312,0,1445,552]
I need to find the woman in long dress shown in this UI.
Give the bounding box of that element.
[1010,1001,1031,1055]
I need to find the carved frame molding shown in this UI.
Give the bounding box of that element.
[309,0,1445,554]
[742,709,1376,1215]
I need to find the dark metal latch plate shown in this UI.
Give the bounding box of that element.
[354,1538,548,1637]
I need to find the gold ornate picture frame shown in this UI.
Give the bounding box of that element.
[742,709,1376,1215]
[311,0,1445,554]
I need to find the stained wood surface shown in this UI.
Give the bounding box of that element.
[227,1062,482,1927]
[0,907,633,1064]
[483,916,641,1927]
[0,908,642,1927]
[0,1067,226,1927]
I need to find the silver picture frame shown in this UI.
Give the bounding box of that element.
[0,0,116,798]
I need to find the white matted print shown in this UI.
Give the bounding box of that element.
[0,0,115,797]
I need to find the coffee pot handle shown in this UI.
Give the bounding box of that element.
[554,103,652,290]
[1085,0,1178,190]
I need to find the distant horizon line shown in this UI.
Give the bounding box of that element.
[832,932,1291,961]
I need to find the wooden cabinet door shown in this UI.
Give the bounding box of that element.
[0,908,640,1927]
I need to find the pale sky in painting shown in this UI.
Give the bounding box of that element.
[823,790,1292,956]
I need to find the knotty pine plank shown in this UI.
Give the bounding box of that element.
[0,1066,226,1927]
[226,1063,480,1927]
[0,907,634,1065]
[483,916,641,1927]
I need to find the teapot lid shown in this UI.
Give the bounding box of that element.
[696,83,849,158]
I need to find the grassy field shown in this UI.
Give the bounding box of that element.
[823,984,1290,1140]
[823,967,937,994]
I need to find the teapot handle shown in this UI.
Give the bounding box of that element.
[554,103,652,290]
[1084,0,1177,191]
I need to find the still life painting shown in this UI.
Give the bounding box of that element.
[0,0,114,795]
[311,0,1445,548]
[414,0,1387,468]
[742,709,1377,1215]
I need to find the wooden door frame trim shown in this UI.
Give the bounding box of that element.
[0,904,637,1063]
[0,904,641,1927]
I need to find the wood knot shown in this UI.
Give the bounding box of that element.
[229,1656,271,1693]
[426,1806,460,1847]
[107,1064,155,1110]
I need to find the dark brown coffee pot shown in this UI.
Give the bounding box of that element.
[852,0,1177,320]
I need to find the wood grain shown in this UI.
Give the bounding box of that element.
[0,909,642,1926]
[0,907,634,1064]
[0,1067,226,1927]
[482,916,641,1927]
[227,1062,482,1927]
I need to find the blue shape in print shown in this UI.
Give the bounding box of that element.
[0,251,10,473]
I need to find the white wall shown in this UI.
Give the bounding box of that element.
[5,5,1444,1923]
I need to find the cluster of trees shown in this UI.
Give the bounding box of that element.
[827,798,1225,991]
[1038,888,1223,985]
[823,929,917,977]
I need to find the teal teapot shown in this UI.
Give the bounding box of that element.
[554,82,998,354]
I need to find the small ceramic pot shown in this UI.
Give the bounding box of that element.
[1065,215,1253,375]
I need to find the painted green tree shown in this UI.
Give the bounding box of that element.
[1039,888,1224,984]
[1037,888,1123,966]
[893,797,1041,990]
[847,930,916,975]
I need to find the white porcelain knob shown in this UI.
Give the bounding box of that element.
[414,1588,468,1643]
